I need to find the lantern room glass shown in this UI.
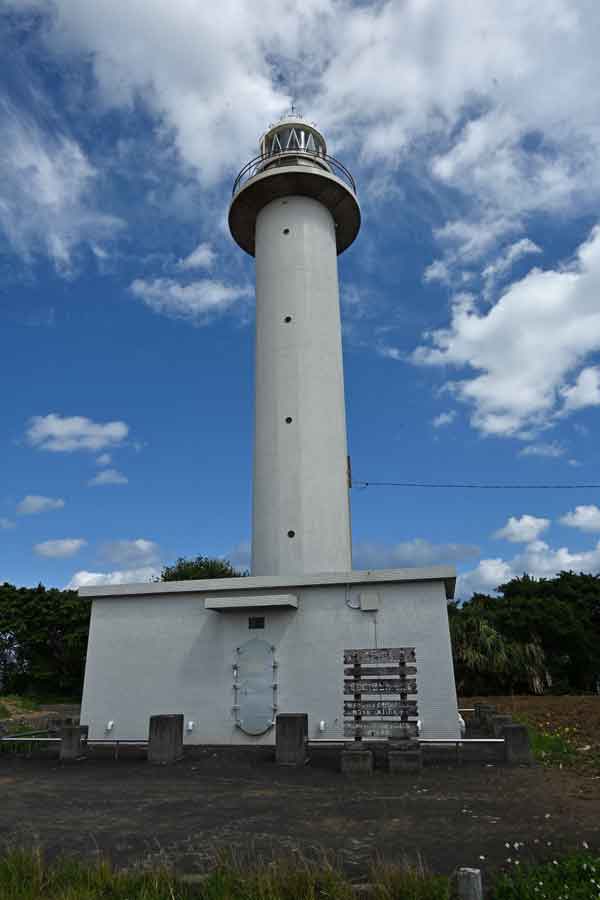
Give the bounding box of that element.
[262,126,325,158]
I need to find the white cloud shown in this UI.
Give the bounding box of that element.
[482,238,542,297]
[519,442,565,459]
[377,345,403,361]
[560,505,600,533]
[494,514,550,544]
[26,413,129,453]
[560,366,600,413]
[35,538,87,558]
[0,98,122,273]
[101,539,160,566]
[0,517,15,530]
[96,453,112,466]
[17,0,305,187]
[413,226,600,437]
[353,538,479,570]
[459,537,600,599]
[17,495,65,515]
[130,277,251,324]
[176,242,216,271]
[67,566,159,589]
[458,557,515,598]
[4,1,600,268]
[424,260,451,285]
[432,410,456,428]
[88,468,128,486]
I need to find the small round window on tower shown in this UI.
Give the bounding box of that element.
[287,530,295,538]
[285,416,293,424]
[284,315,292,323]
[282,228,290,235]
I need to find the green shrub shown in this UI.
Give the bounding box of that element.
[492,852,600,899]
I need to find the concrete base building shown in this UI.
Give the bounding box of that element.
[80,114,460,744]
[80,567,459,743]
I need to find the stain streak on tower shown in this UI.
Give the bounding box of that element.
[229,116,360,576]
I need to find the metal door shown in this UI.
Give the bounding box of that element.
[234,638,276,736]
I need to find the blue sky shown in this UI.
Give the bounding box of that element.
[2,0,600,597]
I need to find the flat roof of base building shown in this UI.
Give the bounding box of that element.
[78,566,456,601]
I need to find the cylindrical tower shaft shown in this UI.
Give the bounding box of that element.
[229,115,360,576]
[253,195,351,575]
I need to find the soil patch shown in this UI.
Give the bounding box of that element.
[1,750,598,885]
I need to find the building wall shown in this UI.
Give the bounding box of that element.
[80,578,459,743]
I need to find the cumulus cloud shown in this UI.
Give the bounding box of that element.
[458,537,600,599]
[494,515,550,544]
[353,538,479,570]
[0,98,122,273]
[432,410,456,428]
[101,539,160,566]
[35,538,86,558]
[560,505,600,533]
[67,566,159,589]
[130,277,252,324]
[26,413,129,453]
[560,366,600,413]
[17,495,65,515]
[176,242,216,271]
[96,453,112,466]
[413,226,600,437]
[88,468,128,486]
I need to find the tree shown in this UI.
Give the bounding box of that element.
[449,604,548,695]
[159,555,245,582]
[0,582,91,697]
[451,571,600,694]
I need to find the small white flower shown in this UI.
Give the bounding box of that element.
[479,855,485,860]
[583,841,589,849]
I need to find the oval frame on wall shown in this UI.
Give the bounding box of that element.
[235,638,276,736]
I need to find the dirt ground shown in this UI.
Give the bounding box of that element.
[465,695,600,774]
[1,746,599,888]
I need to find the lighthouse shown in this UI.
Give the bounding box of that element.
[229,115,360,576]
[79,115,460,747]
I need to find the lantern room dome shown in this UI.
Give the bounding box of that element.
[259,117,327,158]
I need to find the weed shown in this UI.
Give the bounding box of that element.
[492,851,600,899]
[0,847,453,900]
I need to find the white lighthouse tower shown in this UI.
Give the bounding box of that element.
[79,115,460,747]
[229,115,360,576]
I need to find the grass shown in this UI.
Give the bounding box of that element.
[2,848,599,900]
[0,848,451,900]
[0,701,9,718]
[0,695,41,715]
[492,852,600,899]
[526,724,576,768]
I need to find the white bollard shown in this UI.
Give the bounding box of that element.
[456,867,483,900]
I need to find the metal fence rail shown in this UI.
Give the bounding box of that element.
[232,149,357,196]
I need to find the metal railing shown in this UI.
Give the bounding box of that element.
[232,149,357,197]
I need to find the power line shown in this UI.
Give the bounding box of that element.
[353,480,600,490]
